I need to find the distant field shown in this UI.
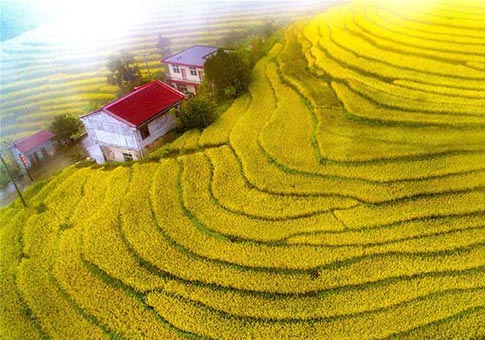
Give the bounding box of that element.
[0,1,338,142]
[1,0,484,338]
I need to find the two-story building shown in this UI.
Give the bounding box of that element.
[80,80,185,163]
[162,45,220,95]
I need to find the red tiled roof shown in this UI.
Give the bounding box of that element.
[13,130,55,153]
[103,80,185,126]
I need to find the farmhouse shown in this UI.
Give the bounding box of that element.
[163,45,220,95]
[80,80,185,163]
[9,130,56,170]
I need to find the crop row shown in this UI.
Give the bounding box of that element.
[351,7,485,63]
[314,16,485,91]
[326,9,485,79]
[294,28,481,132]
[206,146,357,219]
[53,173,177,338]
[2,2,484,337]
[4,157,484,337]
[282,27,485,168]
[15,169,108,338]
[332,81,485,127]
[198,95,250,148]
[368,0,485,31]
[146,286,484,339]
[232,47,485,198]
[359,4,485,47]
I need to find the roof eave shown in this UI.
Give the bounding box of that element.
[162,61,205,68]
[103,109,137,128]
[80,109,101,120]
[80,80,185,128]
[135,97,185,127]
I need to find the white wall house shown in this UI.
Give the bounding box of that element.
[80,80,185,163]
[162,45,220,95]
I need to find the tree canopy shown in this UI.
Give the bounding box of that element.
[0,155,21,188]
[107,52,144,94]
[203,49,251,100]
[176,97,216,131]
[157,34,171,57]
[49,114,84,144]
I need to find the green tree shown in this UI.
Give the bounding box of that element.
[176,97,216,131]
[107,52,143,94]
[203,49,251,100]
[0,154,21,188]
[83,99,110,113]
[254,18,283,39]
[157,34,171,56]
[49,114,84,144]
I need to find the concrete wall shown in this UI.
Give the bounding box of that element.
[81,110,177,162]
[137,112,176,149]
[99,145,141,162]
[81,111,138,149]
[167,64,204,84]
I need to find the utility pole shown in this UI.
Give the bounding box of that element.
[13,143,33,182]
[19,154,33,182]
[0,153,27,207]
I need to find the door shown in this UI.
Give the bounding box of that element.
[41,147,48,159]
[181,68,187,80]
[28,153,41,167]
[33,152,41,165]
[28,155,37,167]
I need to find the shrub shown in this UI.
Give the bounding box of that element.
[176,97,216,131]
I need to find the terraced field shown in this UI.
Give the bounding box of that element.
[1,0,485,338]
[0,1,337,142]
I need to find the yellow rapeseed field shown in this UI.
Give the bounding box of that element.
[1,0,484,338]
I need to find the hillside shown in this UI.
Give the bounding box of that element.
[1,0,485,338]
[0,1,339,142]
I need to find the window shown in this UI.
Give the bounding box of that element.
[140,125,150,140]
[122,152,133,161]
[177,84,188,94]
[189,67,197,76]
[172,65,180,73]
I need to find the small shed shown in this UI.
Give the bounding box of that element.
[9,130,56,169]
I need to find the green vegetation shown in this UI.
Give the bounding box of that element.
[0,154,21,188]
[175,97,216,131]
[1,0,484,338]
[49,114,84,144]
[0,1,326,143]
[203,49,251,100]
[106,52,144,95]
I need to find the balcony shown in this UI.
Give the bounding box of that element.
[166,73,201,85]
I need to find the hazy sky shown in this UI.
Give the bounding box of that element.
[11,0,336,14]
[2,0,342,43]
[4,0,345,24]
